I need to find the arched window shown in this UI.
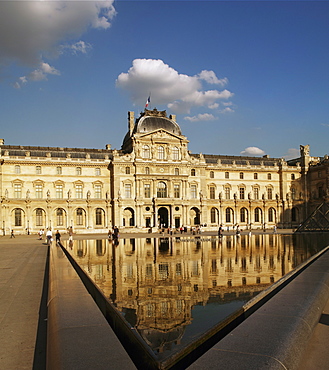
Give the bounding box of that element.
[226,208,234,223]
[36,208,44,227]
[210,171,214,179]
[240,208,248,223]
[225,172,229,179]
[267,173,272,180]
[76,167,82,175]
[191,169,196,176]
[239,172,244,179]
[56,166,62,175]
[209,186,215,199]
[254,208,262,223]
[56,208,64,226]
[125,167,130,174]
[145,167,150,175]
[157,182,167,198]
[291,207,298,222]
[95,208,103,226]
[291,173,295,180]
[210,208,217,223]
[174,168,179,176]
[158,146,165,160]
[268,207,276,223]
[76,208,84,226]
[15,208,22,226]
[239,187,245,200]
[172,147,179,160]
[143,145,150,159]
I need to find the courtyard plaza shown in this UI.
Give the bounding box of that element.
[0,230,329,369]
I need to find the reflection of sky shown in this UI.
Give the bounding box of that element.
[65,233,329,365]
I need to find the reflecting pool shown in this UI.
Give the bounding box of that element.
[63,233,329,364]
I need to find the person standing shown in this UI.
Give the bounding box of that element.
[55,230,61,244]
[10,230,15,238]
[46,228,52,245]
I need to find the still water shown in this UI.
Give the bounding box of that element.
[63,233,329,363]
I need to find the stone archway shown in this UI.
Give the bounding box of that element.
[158,207,169,228]
[190,207,200,225]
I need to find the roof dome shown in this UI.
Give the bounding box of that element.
[121,108,182,152]
[134,109,181,136]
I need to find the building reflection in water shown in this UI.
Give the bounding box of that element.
[65,234,327,359]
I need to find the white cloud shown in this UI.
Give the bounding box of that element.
[184,113,217,122]
[0,1,116,84]
[283,148,300,160]
[15,62,60,88]
[220,107,234,113]
[240,147,266,156]
[116,58,233,114]
[198,70,228,86]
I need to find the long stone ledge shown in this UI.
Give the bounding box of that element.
[46,242,136,370]
[187,246,329,370]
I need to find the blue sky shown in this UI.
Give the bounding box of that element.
[0,1,328,159]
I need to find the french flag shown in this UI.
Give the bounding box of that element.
[145,96,150,108]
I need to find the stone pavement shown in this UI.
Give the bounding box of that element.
[0,234,48,370]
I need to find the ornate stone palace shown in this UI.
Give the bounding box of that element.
[0,108,328,234]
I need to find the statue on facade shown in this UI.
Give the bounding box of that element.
[300,144,310,157]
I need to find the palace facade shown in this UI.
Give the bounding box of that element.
[0,108,328,235]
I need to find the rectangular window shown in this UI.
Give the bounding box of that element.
[56,184,63,199]
[35,184,43,199]
[225,187,230,200]
[144,184,151,198]
[225,172,229,179]
[125,183,131,198]
[240,172,244,179]
[268,188,273,200]
[14,184,22,198]
[254,188,259,200]
[57,166,62,175]
[76,167,82,175]
[191,184,197,199]
[36,166,42,174]
[95,168,101,176]
[94,185,102,199]
[210,186,215,199]
[76,184,83,199]
[239,187,245,200]
[15,165,21,174]
[174,184,180,198]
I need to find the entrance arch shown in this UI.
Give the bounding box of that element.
[190,207,200,225]
[158,207,169,228]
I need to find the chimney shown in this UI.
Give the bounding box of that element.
[128,111,135,135]
[0,139,4,145]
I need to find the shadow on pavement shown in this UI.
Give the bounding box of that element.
[32,245,49,370]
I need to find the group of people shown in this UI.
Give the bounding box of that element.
[38,227,73,245]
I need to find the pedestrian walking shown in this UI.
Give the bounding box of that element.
[10,229,15,238]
